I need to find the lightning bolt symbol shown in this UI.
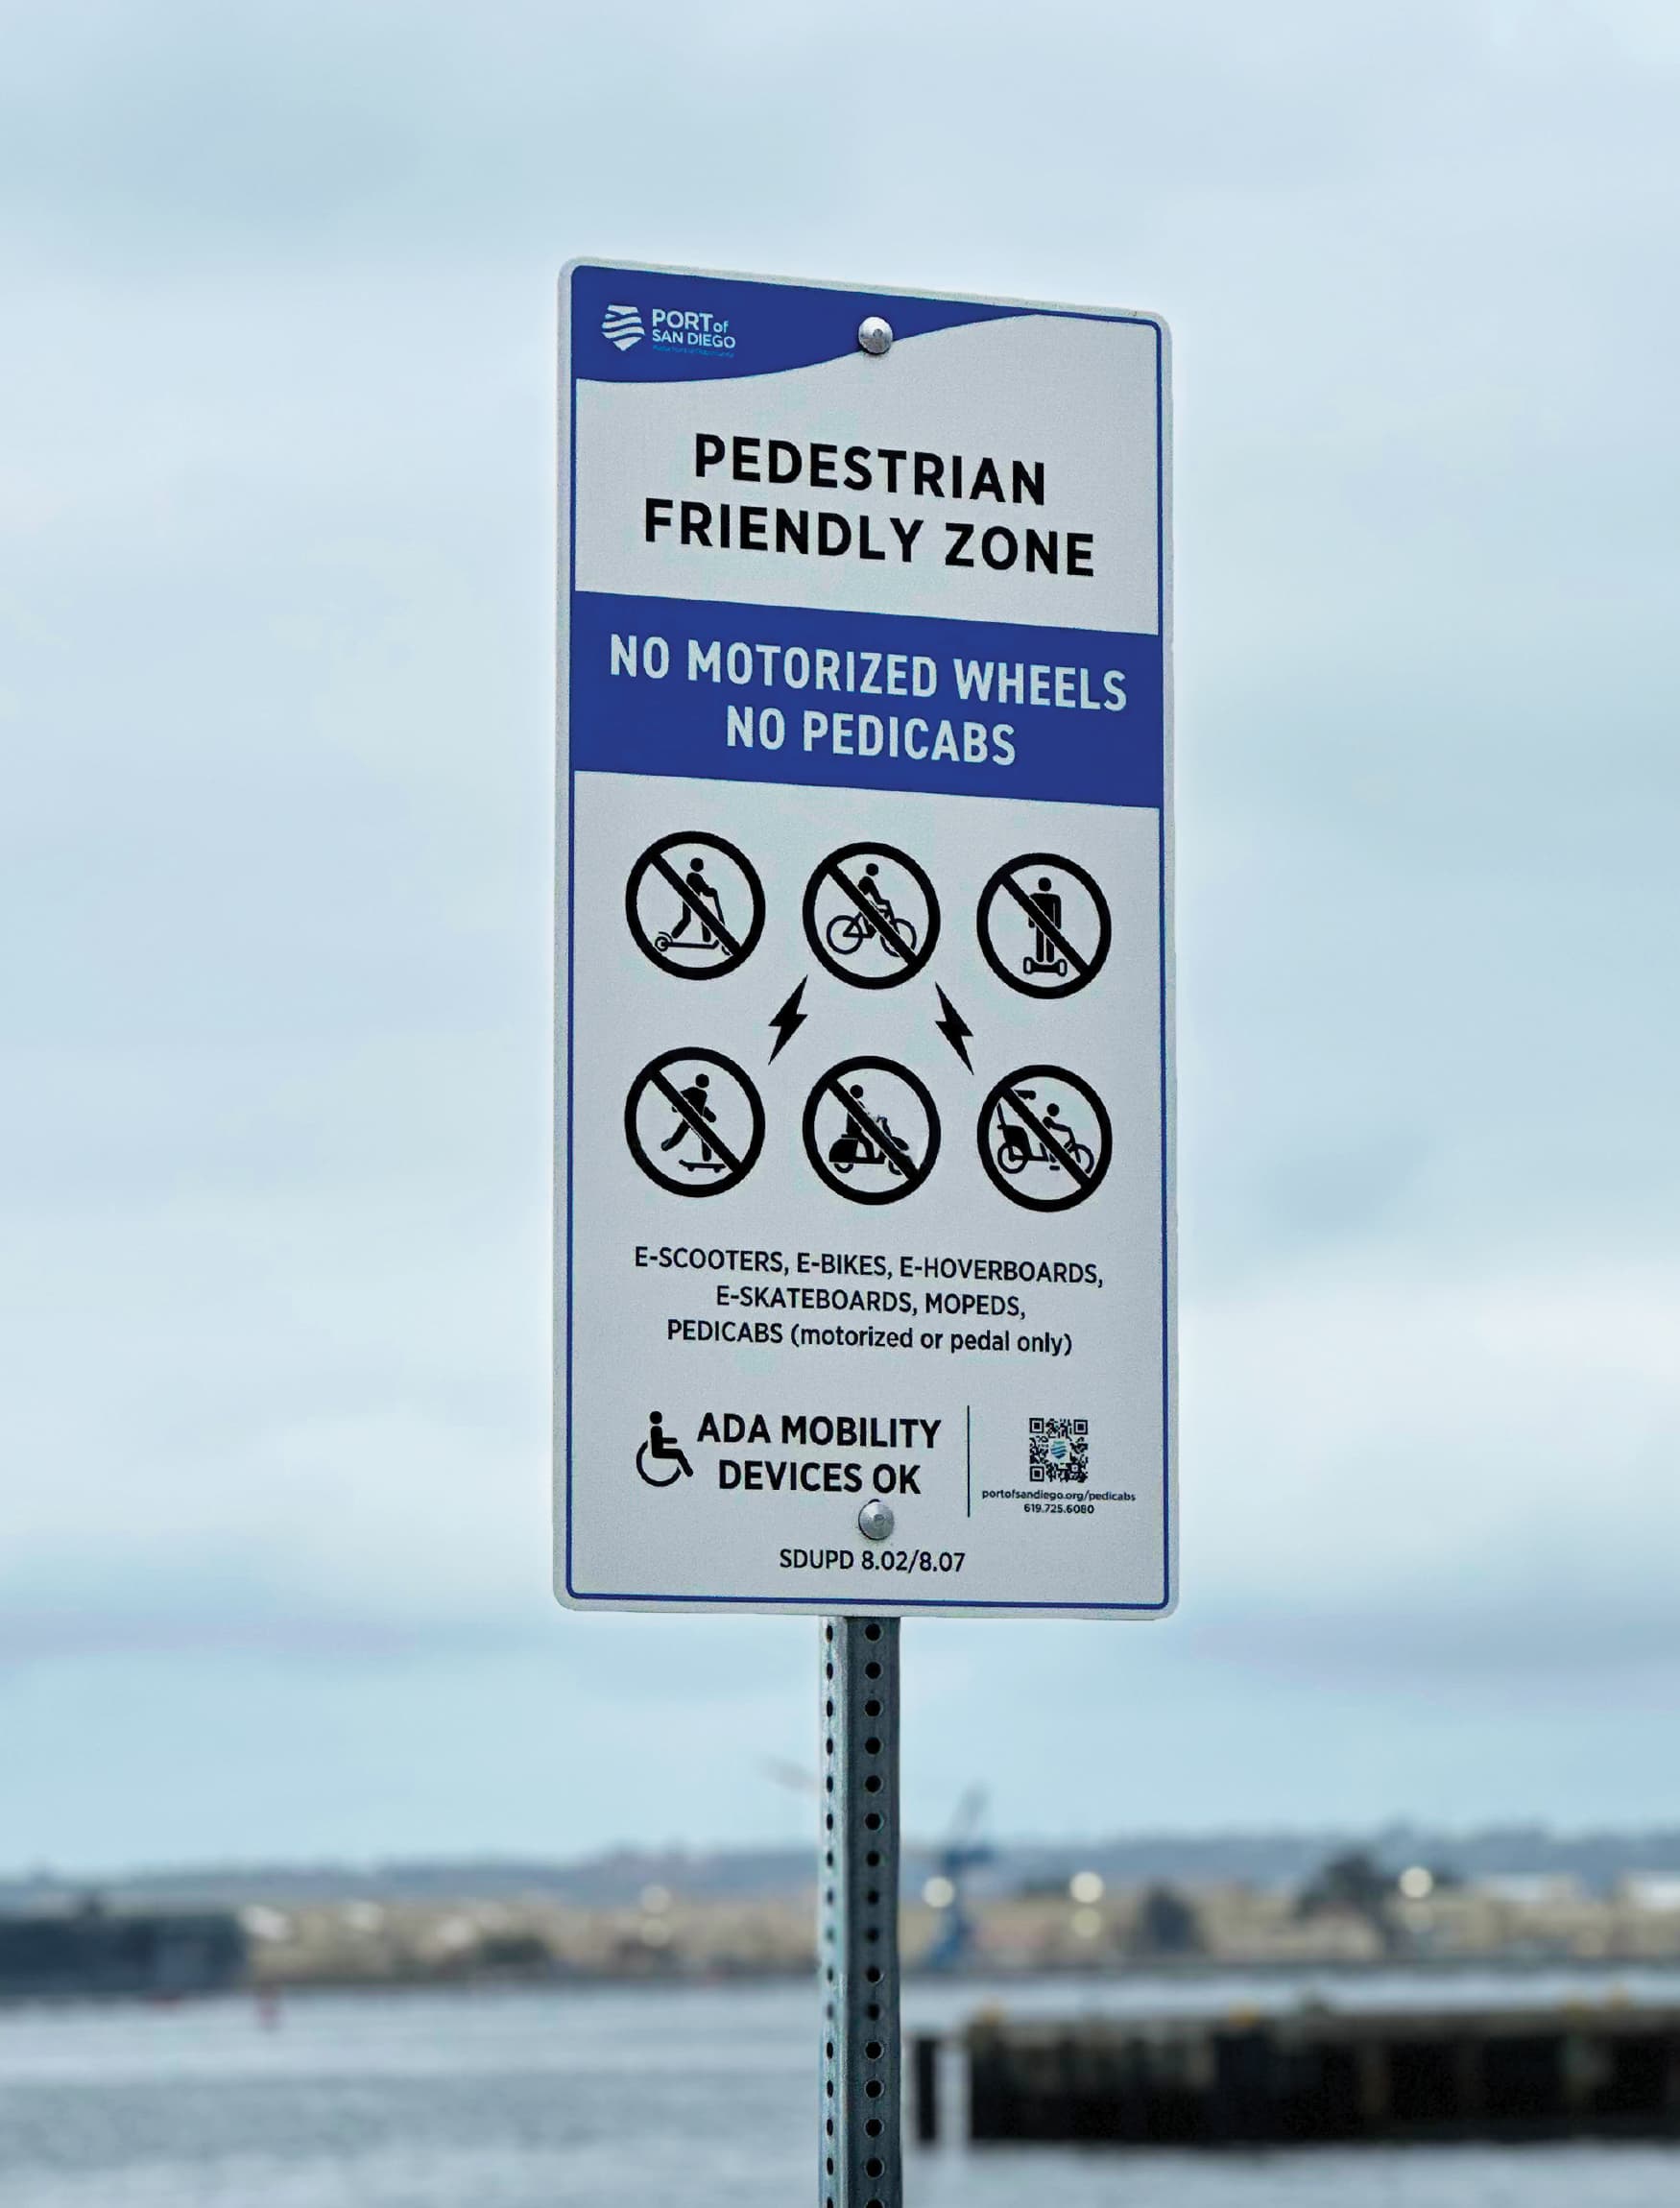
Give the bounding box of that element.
[767,978,809,1063]
[934,986,973,1070]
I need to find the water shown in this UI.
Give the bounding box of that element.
[2,1974,1678,2207]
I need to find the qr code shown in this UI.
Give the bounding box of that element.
[1028,1417,1089,1483]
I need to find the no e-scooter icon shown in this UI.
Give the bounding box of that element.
[977,1064,1113,1212]
[625,832,766,980]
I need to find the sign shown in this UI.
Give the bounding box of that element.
[556,260,1174,1617]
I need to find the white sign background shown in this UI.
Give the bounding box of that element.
[557,263,1174,1618]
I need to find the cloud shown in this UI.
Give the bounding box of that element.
[1188,1260,1680,1596]
[0,0,1676,1860]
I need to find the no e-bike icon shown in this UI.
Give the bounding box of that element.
[803,841,940,991]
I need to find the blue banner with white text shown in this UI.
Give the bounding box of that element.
[568,592,1164,809]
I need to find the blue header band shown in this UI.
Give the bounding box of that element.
[570,592,1163,808]
[570,262,1023,385]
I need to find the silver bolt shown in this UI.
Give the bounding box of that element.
[857,1499,895,1543]
[856,315,893,357]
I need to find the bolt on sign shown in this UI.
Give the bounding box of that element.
[556,262,1174,1618]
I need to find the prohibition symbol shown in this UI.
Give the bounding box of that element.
[976,852,1112,999]
[803,841,940,991]
[803,1056,941,1206]
[626,832,765,980]
[624,1047,765,1198]
[978,1064,1113,1212]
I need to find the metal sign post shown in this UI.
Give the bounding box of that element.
[820,1617,900,2208]
[555,258,1174,2203]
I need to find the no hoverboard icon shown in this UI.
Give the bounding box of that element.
[975,852,1112,1000]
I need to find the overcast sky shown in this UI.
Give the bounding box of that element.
[2,0,1677,1874]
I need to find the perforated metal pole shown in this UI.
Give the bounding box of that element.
[818,1616,901,2208]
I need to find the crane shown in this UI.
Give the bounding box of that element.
[762,1761,996,1971]
[916,1786,994,1972]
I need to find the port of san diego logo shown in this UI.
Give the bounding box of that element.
[600,300,736,355]
[601,303,645,351]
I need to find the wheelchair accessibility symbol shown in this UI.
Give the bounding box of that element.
[977,1065,1113,1211]
[636,1411,695,1488]
[624,1047,765,1198]
[803,1056,941,1206]
[802,841,940,991]
[625,832,765,980]
[976,852,1112,1000]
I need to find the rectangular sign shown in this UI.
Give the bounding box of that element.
[556,261,1174,1617]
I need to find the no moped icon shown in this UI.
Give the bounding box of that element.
[804,1056,941,1206]
[828,1087,914,1180]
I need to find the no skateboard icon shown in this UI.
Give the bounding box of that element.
[978,1065,1113,1211]
[976,852,1112,999]
[803,842,940,991]
[626,832,766,980]
[624,1047,765,1197]
[803,1056,941,1205]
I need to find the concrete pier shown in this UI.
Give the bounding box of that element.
[917,2005,1680,2146]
